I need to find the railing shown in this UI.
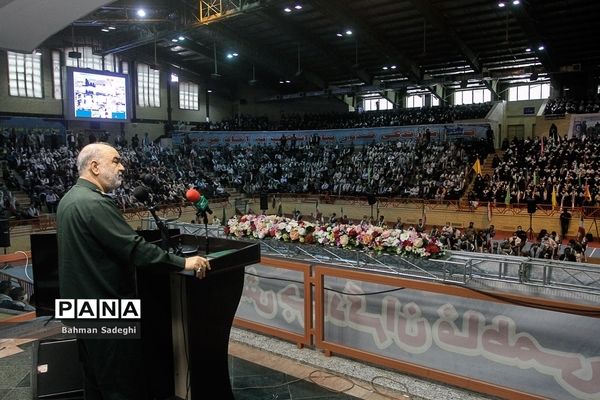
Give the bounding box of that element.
[143,220,600,303]
[247,192,600,216]
[222,233,600,305]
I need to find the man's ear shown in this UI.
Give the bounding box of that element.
[90,160,100,175]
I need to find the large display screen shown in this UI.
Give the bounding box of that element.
[65,67,131,122]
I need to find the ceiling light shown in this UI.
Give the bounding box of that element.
[178,36,185,41]
[207,89,212,93]
[345,30,353,35]
[171,73,179,82]
[294,4,302,9]
[391,65,397,69]
[336,33,343,37]
[285,80,291,83]
[137,9,146,17]
[34,50,42,56]
[232,52,238,57]
[538,45,545,50]
[101,28,110,32]
[512,0,520,4]
[498,2,505,7]
[382,66,388,70]
[108,26,116,30]
[284,7,292,12]
[279,80,284,84]
[227,54,233,59]
[525,47,531,52]
[171,38,178,42]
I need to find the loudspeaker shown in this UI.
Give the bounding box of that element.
[367,194,377,206]
[259,193,268,211]
[33,338,84,399]
[527,199,537,214]
[31,233,59,317]
[0,218,10,247]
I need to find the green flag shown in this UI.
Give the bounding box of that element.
[504,189,511,206]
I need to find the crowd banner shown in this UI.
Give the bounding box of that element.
[171,123,490,147]
[569,113,600,139]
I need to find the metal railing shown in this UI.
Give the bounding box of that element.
[140,221,600,305]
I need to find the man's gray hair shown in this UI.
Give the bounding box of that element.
[76,142,113,175]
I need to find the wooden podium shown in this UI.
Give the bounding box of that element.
[136,234,260,400]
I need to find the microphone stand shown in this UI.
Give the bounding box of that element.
[149,203,182,255]
[196,209,210,255]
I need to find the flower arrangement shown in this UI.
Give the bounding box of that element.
[225,214,444,259]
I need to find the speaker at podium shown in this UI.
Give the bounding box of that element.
[30,231,261,400]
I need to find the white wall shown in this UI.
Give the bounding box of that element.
[502,99,545,140]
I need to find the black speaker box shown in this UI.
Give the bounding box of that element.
[33,338,84,399]
[367,194,377,206]
[259,192,269,210]
[0,218,10,247]
[527,199,537,214]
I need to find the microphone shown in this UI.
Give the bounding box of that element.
[185,188,201,203]
[186,188,213,226]
[198,196,213,215]
[141,173,159,188]
[185,188,213,255]
[133,186,151,203]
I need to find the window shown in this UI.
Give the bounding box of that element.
[52,50,62,99]
[121,61,129,74]
[179,81,199,110]
[508,83,550,101]
[454,88,491,105]
[364,97,393,111]
[64,47,119,72]
[405,94,439,108]
[7,51,43,98]
[137,63,161,107]
[406,95,423,108]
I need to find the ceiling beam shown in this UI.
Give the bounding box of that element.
[510,2,558,73]
[204,23,327,89]
[407,0,499,100]
[312,0,422,83]
[256,9,372,85]
[407,0,481,72]
[97,0,264,55]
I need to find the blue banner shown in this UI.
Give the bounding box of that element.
[172,123,490,147]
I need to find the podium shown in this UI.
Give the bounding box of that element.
[30,231,260,400]
[136,234,260,400]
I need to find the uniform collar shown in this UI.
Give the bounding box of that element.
[76,178,118,199]
[76,178,104,193]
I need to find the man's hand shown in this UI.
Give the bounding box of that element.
[184,256,211,279]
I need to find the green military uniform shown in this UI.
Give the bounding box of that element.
[58,178,184,299]
[57,178,185,400]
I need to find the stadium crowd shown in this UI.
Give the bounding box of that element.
[201,103,493,131]
[471,128,600,207]
[543,96,600,115]
[0,99,595,265]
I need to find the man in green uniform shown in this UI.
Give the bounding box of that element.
[57,143,210,400]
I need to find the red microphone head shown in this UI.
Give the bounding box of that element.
[185,188,201,202]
